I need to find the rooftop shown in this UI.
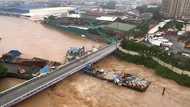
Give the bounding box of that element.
[96,16,119,22]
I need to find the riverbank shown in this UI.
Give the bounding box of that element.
[115,49,190,87]
[117,40,190,87]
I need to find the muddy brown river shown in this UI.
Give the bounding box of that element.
[0,16,190,107]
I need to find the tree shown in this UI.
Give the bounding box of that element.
[0,64,8,77]
[175,22,183,31]
[44,15,56,24]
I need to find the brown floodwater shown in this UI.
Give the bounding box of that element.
[0,16,102,62]
[15,56,190,107]
[0,15,102,90]
[0,16,190,107]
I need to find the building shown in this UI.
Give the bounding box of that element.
[161,0,190,19]
[22,7,76,20]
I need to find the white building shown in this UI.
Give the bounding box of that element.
[96,16,119,22]
[22,7,76,20]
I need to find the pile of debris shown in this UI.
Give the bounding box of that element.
[65,46,99,62]
[65,47,85,61]
[83,64,151,92]
[0,50,61,79]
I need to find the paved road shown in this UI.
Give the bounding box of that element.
[0,44,117,107]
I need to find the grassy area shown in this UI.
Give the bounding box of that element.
[115,51,190,87]
[121,40,190,71]
[104,22,136,32]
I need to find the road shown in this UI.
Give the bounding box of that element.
[0,44,117,107]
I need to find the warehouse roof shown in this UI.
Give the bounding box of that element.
[96,16,119,22]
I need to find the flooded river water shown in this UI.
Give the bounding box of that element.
[0,15,102,91]
[0,16,190,107]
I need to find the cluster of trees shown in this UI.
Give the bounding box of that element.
[115,51,190,87]
[121,40,190,71]
[162,20,184,31]
[0,64,8,77]
[43,15,57,25]
[127,20,150,38]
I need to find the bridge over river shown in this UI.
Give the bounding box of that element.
[0,44,117,107]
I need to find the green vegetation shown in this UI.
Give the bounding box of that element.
[162,20,184,31]
[127,20,150,38]
[0,64,8,77]
[44,15,57,25]
[115,51,190,87]
[121,40,190,71]
[104,22,136,32]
